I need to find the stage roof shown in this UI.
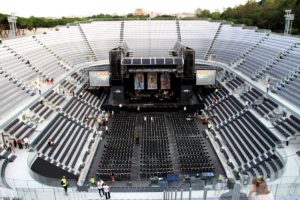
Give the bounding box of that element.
[121,57,184,66]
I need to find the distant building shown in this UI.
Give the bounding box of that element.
[149,12,163,18]
[134,8,147,16]
[175,12,195,18]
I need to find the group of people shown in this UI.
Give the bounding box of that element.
[88,177,111,199]
[1,138,30,152]
[46,77,54,85]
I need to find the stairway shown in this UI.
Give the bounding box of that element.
[130,114,142,180]
[85,136,108,179]
[78,24,97,61]
[164,114,181,174]
[120,21,125,44]
[204,22,222,60]
[175,19,181,42]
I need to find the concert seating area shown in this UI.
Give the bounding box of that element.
[276,76,300,107]
[180,20,221,59]
[266,43,300,81]
[3,36,67,78]
[43,90,65,107]
[0,45,38,82]
[207,95,244,126]
[197,85,229,108]
[80,21,121,60]
[236,35,298,79]
[0,20,299,116]
[36,26,94,65]
[170,113,214,174]
[63,97,101,127]
[140,114,173,178]
[80,90,107,108]
[34,113,95,176]
[123,21,178,57]
[29,101,53,120]
[97,114,136,180]
[3,118,35,140]
[225,76,245,91]
[210,25,265,64]
[273,115,300,138]
[215,111,282,177]
[199,80,286,179]
[0,20,300,190]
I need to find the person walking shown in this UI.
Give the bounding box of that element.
[103,183,111,199]
[61,176,68,195]
[89,176,96,187]
[97,179,104,197]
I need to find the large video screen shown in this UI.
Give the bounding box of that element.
[147,73,157,90]
[161,73,171,89]
[89,71,110,87]
[134,73,145,90]
[196,70,216,85]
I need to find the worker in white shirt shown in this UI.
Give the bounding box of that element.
[103,183,111,199]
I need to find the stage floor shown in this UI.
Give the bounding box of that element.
[102,93,204,112]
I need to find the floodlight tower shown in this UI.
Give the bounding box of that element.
[284,10,294,35]
[7,13,18,38]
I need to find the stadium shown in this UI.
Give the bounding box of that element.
[0,17,300,200]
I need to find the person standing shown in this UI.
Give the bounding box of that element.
[17,139,23,149]
[13,138,17,148]
[97,179,104,197]
[111,173,115,182]
[103,184,111,199]
[248,177,273,200]
[61,176,68,195]
[266,83,270,93]
[23,137,29,149]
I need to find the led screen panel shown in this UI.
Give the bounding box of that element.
[89,71,110,87]
[196,70,216,85]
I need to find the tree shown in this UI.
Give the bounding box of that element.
[195,8,211,18]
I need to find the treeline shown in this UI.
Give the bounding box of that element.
[0,0,300,35]
[0,12,176,33]
[196,0,300,34]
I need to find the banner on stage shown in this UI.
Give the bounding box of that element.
[134,73,144,90]
[161,73,170,89]
[147,73,157,90]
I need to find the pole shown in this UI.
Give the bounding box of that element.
[231,182,241,200]
[180,189,183,200]
[189,188,192,200]
[203,187,208,200]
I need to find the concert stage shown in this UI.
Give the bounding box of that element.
[102,93,204,112]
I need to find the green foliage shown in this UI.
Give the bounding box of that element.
[219,0,300,34]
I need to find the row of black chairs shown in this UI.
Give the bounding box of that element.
[170,113,214,174]
[98,114,136,181]
[140,114,173,178]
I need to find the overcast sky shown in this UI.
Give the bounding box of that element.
[1,0,249,18]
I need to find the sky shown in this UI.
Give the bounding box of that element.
[1,0,249,18]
